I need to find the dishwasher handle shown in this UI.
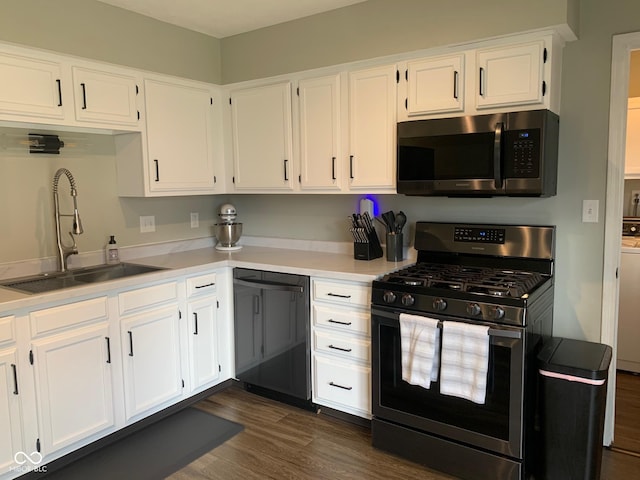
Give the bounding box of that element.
[234,277,304,293]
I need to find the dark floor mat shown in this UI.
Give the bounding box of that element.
[40,407,243,480]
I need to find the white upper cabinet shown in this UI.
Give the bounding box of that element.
[404,54,464,117]
[475,40,546,109]
[348,64,397,192]
[71,66,140,127]
[144,78,217,194]
[230,82,294,191]
[115,77,222,197]
[0,49,65,121]
[297,74,344,192]
[0,43,143,131]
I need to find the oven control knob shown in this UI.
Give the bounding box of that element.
[383,291,397,303]
[433,298,447,311]
[401,294,415,306]
[493,306,505,320]
[467,303,482,316]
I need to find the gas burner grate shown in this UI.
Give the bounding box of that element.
[383,263,546,298]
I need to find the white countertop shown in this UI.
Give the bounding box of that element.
[0,244,416,312]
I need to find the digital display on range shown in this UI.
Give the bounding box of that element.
[454,227,505,243]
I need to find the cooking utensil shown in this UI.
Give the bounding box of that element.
[395,211,407,233]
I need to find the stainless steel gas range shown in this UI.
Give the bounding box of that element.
[371,222,555,480]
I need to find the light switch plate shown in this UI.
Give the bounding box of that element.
[582,200,599,223]
[140,215,156,233]
[190,212,199,228]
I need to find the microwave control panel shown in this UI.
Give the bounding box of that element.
[506,129,540,178]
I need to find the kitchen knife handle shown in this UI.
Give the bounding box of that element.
[80,83,87,109]
[332,157,336,180]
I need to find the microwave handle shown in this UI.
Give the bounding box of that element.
[494,122,503,189]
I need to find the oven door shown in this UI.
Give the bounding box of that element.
[372,306,526,459]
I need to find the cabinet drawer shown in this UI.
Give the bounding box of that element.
[30,297,108,337]
[313,330,370,363]
[312,304,370,336]
[0,315,15,345]
[119,282,178,316]
[313,355,370,414]
[312,279,370,307]
[186,273,216,298]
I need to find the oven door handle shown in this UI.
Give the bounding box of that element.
[488,327,522,339]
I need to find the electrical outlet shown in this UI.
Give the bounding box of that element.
[631,190,640,216]
[140,215,156,233]
[190,212,199,228]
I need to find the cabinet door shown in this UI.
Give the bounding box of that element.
[72,66,139,126]
[476,41,545,109]
[0,50,65,120]
[231,82,294,191]
[187,296,220,390]
[298,74,342,191]
[121,305,182,421]
[145,79,217,193]
[348,65,397,191]
[31,324,114,455]
[0,348,23,475]
[405,54,464,116]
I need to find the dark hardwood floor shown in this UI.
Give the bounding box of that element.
[613,370,640,454]
[169,385,640,480]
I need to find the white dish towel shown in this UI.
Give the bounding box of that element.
[399,313,440,389]
[440,321,490,404]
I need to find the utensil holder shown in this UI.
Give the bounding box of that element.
[354,231,383,260]
[386,232,404,262]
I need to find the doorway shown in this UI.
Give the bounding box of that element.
[602,32,640,449]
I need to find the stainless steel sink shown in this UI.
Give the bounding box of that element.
[0,263,166,294]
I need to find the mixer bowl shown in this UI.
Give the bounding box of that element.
[214,223,242,247]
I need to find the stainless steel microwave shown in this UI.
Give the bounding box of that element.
[396,109,559,197]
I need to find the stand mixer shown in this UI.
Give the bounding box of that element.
[214,203,243,251]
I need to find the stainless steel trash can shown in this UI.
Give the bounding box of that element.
[537,337,612,480]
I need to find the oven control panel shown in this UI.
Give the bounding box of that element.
[454,227,505,244]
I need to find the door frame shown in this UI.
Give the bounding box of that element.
[601,31,640,445]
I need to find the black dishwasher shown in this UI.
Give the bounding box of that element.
[233,268,312,408]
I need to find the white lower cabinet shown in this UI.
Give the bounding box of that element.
[0,315,23,477]
[185,272,221,392]
[311,278,372,419]
[29,297,115,457]
[119,283,182,422]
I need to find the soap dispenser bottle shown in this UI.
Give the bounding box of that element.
[106,235,120,264]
